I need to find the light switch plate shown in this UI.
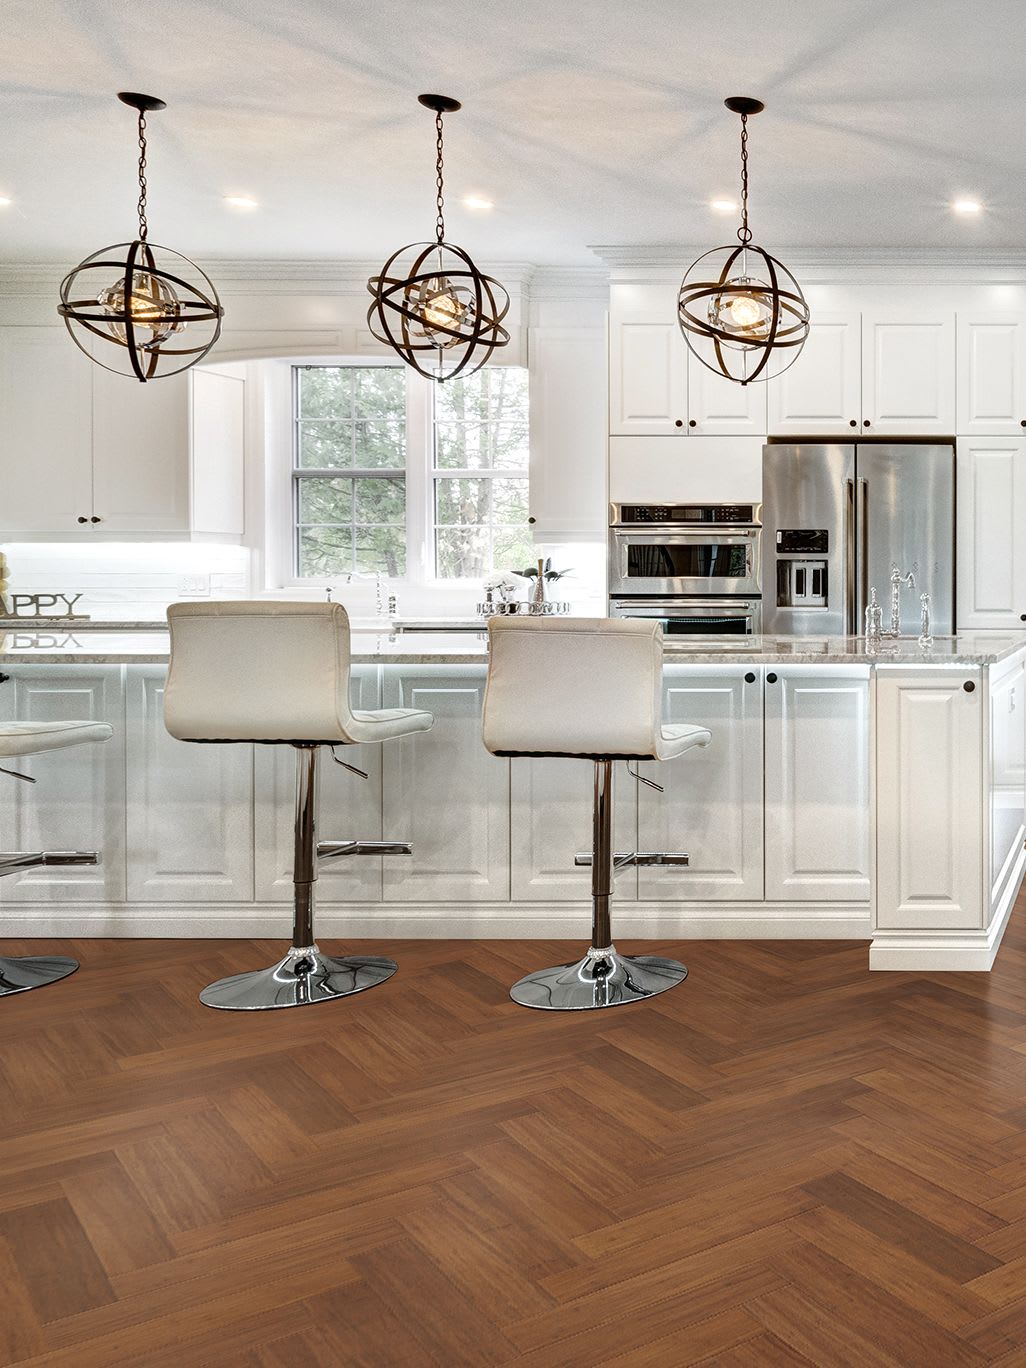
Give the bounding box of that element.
[178,574,211,595]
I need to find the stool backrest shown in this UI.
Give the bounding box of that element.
[483,616,664,759]
[165,601,358,743]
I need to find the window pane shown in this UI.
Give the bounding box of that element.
[434,368,529,424]
[354,526,406,576]
[435,420,529,470]
[490,477,529,524]
[297,366,352,419]
[352,421,405,469]
[299,421,351,469]
[355,477,405,525]
[352,368,405,421]
[435,477,490,525]
[492,527,535,574]
[298,477,353,523]
[435,527,490,579]
[298,525,353,576]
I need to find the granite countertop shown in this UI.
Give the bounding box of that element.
[2,625,1026,667]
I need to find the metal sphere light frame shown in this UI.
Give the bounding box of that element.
[58,92,224,383]
[367,94,510,383]
[678,96,810,386]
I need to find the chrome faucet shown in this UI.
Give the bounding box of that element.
[886,562,917,636]
[919,591,932,646]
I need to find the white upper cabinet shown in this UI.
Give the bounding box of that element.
[957,315,1026,435]
[0,328,245,539]
[0,328,93,533]
[861,311,956,434]
[686,351,767,435]
[609,309,687,435]
[767,312,861,435]
[956,439,1026,628]
[528,326,606,541]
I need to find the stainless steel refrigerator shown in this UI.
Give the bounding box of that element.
[762,443,955,636]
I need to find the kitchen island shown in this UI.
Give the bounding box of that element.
[1,625,1024,971]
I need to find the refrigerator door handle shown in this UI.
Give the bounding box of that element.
[857,477,869,625]
[844,478,856,634]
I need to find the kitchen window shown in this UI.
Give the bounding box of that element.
[292,363,531,582]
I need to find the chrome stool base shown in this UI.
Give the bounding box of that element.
[0,955,79,997]
[199,945,397,1011]
[509,947,687,1011]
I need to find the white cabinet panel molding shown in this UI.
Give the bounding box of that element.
[861,312,956,433]
[609,436,763,504]
[609,313,687,435]
[686,353,767,436]
[957,315,1026,435]
[92,370,191,533]
[956,439,1026,628]
[767,312,861,435]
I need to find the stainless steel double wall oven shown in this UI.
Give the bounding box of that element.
[608,502,762,635]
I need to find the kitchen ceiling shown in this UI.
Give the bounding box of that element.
[1,0,1023,266]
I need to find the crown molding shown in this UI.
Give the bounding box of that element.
[591,245,1026,284]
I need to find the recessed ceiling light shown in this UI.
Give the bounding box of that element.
[463,195,494,211]
[0,196,12,208]
[709,197,737,212]
[224,195,258,210]
[953,198,982,214]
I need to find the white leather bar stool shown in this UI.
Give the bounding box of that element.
[0,719,114,995]
[483,616,711,1010]
[164,601,433,1011]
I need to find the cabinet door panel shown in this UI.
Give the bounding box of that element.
[990,659,1026,898]
[253,667,382,903]
[191,369,245,537]
[862,313,955,433]
[638,668,763,901]
[511,760,636,902]
[875,671,984,929]
[0,328,93,533]
[956,316,1026,435]
[956,440,1026,627]
[382,667,509,901]
[765,670,870,902]
[767,313,861,435]
[125,669,253,902]
[92,370,190,532]
[0,666,125,902]
[609,315,687,435]
[687,354,767,435]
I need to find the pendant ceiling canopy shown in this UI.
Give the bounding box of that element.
[367,94,510,383]
[58,92,224,383]
[678,97,810,386]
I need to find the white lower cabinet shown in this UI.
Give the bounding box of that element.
[0,666,126,903]
[764,668,871,901]
[253,666,382,904]
[989,656,1026,899]
[126,669,253,903]
[875,669,984,930]
[638,667,764,901]
[510,760,636,902]
[381,666,510,901]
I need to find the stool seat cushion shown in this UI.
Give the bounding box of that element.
[0,721,114,758]
[658,723,713,761]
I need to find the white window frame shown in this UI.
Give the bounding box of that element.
[272,356,528,590]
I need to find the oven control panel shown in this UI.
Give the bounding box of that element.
[611,503,760,526]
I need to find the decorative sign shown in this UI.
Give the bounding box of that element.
[0,593,91,620]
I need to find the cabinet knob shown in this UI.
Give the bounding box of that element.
[862,419,872,428]
[767,672,778,684]
[688,419,697,428]
[744,671,756,683]
[527,516,536,525]
[1020,419,1026,428]
[963,680,976,693]
[1020,614,1026,622]
[674,419,684,428]
[77,516,87,524]
[0,672,9,685]
[90,516,101,524]
[849,419,857,427]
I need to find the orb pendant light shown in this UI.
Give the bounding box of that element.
[58,92,224,382]
[367,95,510,382]
[678,97,809,385]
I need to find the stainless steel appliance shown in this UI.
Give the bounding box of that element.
[762,443,955,636]
[608,503,762,635]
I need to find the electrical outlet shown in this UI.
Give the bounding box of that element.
[178,574,211,596]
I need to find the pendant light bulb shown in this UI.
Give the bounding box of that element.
[414,278,469,342]
[97,271,185,348]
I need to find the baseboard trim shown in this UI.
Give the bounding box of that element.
[0,901,873,941]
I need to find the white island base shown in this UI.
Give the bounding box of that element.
[1,629,1024,972]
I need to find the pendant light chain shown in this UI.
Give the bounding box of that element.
[737,113,752,245]
[136,110,150,241]
[434,110,446,244]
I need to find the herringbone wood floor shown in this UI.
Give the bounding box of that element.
[5,909,1026,1368]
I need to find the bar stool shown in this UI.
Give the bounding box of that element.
[164,601,433,1010]
[483,616,711,1010]
[0,719,114,995]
